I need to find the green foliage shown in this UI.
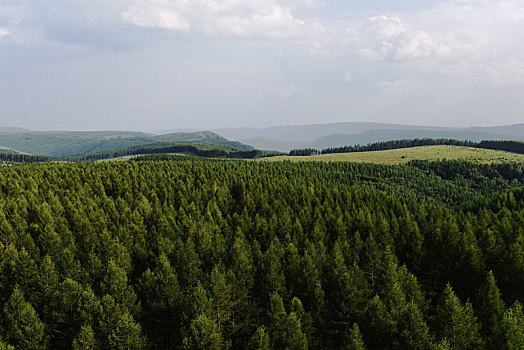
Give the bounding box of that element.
[72,325,96,350]
[0,159,521,349]
[183,314,229,350]
[501,302,524,350]
[248,327,271,350]
[345,323,366,350]
[3,287,46,349]
[436,284,483,349]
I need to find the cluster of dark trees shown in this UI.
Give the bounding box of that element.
[0,143,263,164]
[0,159,523,349]
[476,140,524,154]
[289,139,524,156]
[289,149,320,157]
[0,153,53,163]
[61,142,263,162]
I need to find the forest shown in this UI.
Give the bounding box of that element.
[0,157,523,349]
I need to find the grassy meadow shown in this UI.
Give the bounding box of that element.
[260,145,524,164]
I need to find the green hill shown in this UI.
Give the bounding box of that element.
[0,146,27,155]
[63,141,260,162]
[263,145,524,164]
[153,131,253,150]
[0,130,252,157]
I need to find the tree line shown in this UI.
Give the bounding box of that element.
[0,153,54,163]
[289,139,524,156]
[0,143,263,164]
[0,158,522,349]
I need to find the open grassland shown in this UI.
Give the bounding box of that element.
[261,145,524,164]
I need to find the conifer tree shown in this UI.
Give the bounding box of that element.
[284,312,308,350]
[108,311,147,350]
[183,314,228,350]
[3,287,46,349]
[501,302,524,350]
[363,295,397,349]
[345,323,366,350]
[248,327,271,350]
[399,302,432,350]
[477,271,505,349]
[72,325,97,350]
[267,293,287,349]
[436,283,483,350]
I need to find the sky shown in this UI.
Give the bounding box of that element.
[0,0,523,131]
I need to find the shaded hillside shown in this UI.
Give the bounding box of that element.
[0,130,252,157]
[0,131,154,157]
[62,141,260,162]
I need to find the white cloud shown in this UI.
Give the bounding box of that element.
[356,15,459,61]
[122,5,190,31]
[0,28,10,39]
[120,0,325,40]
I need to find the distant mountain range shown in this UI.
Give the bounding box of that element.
[2,123,524,156]
[214,122,524,152]
[0,130,252,157]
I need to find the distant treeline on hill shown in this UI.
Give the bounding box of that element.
[61,142,263,162]
[3,139,524,163]
[288,139,524,156]
[0,142,263,163]
[0,153,54,163]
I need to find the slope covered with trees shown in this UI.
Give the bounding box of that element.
[0,159,522,349]
[0,130,252,157]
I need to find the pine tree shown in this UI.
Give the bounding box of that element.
[477,271,505,349]
[399,302,432,350]
[3,286,46,349]
[183,314,228,350]
[209,265,235,333]
[345,323,366,350]
[267,293,287,349]
[436,283,483,350]
[284,312,308,350]
[108,311,147,350]
[101,260,139,315]
[363,295,396,349]
[248,327,271,350]
[501,302,524,350]
[138,254,182,347]
[72,325,97,350]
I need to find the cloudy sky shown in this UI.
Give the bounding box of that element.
[1,0,523,131]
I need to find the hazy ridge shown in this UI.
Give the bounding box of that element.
[215,122,524,152]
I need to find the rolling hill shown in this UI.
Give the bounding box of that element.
[261,145,524,164]
[0,130,252,157]
[309,129,521,150]
[215,122,524,151]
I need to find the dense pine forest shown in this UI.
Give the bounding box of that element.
[0,158,523,349]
